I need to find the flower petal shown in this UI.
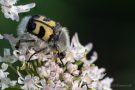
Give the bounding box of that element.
[0,0,18,6]
[17,71,24,81]
[18,77,24,84]
[85,43,93,53]
[1,0,35,21]
[4,48,11,56]
[71,33,80,48]
[1,63,8,71]
[88,51,98,64]
[40,79,46,86]
[25,75,31,80]
[0,34,3,39]
[1,83,8,90]
[16,3,36,13]
[10,81,17,86]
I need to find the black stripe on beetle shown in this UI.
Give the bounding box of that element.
[37,26,45,39]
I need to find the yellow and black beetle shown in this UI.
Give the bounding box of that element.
[16,15,70,61]
[27,15,61,42]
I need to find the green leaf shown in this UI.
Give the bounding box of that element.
[74,60,83,70]
[5,88,21,90]
[74,60,83,66]
[5,85,21,90]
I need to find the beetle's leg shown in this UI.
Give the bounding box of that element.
[54,44,65,67]
[58,51,65,67]
[28,47,47,62]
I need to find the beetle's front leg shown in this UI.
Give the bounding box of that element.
[28,47,47,62]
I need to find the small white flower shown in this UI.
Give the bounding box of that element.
[0,34,3,39]
[81,74,92,84]
[72,80,86,90]
[72,70,80,76]
[40,79,52,90]
[48,62,63,81]
[87,81,99,89]
[62,51,75,64]
[83,51,98,66]
[37,62,64,85]
[99,77,114,90]
[4,48,11,56]
[82,65,105,82]
[0,0,36,21]
[37,66,50,78]
[55,80,66,90]
[0,63,9,78]
[63,73,73,83]
[66,62,78,74]
[0,48,17,63]
[0,55,17,63]
[70,33,93,60]
[90,66,105,81]
[13,50,26,61]
[18,72,40,90]
[0,63,17,90]
[82,52,98,72]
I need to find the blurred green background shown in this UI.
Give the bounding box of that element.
[0,0,135,90]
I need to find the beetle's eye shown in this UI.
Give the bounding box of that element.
[27,22,36,32]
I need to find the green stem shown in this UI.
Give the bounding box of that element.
[8,63,17,74]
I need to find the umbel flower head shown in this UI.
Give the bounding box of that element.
[0,23,113,90]
[0,1,113,89]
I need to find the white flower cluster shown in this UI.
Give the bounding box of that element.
[0,63,16,90]
[0,0,35,21]
[0,0,113,90]
[0,31,113,90]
